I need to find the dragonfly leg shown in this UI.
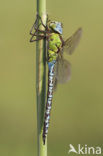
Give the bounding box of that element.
[30,14,46,34]
[30,14,50,36]
[30,14,51,42]
[30,15,39,35]
[30,35,45,42]
[30,28,47,36]
[36,14,48,29]
[46,14,51,23]
[30,22,42,35]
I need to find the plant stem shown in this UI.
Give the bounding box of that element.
[36,0,47,156]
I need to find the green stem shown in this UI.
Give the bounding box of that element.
[36,0,47,156]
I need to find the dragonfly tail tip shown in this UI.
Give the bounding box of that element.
[43,134,46,145]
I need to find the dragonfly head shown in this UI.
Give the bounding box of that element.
[49,21,63,34]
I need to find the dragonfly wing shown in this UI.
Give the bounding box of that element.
[55,56,71,84]
[53,77,58,91]
[53,62,59,91]
[63,28,82,55]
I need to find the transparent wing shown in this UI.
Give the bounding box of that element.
[63,28,82,55]
[56,57,71,83]
[53,62,58,91]
[53,28,82,89]
[53,76,58,91]
[53,56,71,89]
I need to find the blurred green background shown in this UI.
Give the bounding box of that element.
[0,0,103,155]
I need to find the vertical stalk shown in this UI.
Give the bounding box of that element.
[36,0,47,156]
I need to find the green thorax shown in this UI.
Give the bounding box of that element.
[48,33,62,62]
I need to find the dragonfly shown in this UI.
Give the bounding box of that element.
[30,15,82,144]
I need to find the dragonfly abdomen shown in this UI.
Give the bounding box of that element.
[43,61,55,144]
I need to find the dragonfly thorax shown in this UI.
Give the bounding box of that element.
[49,21,63,34]
[48,33,62,63]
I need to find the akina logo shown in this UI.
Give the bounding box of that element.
[68,144,102,155]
